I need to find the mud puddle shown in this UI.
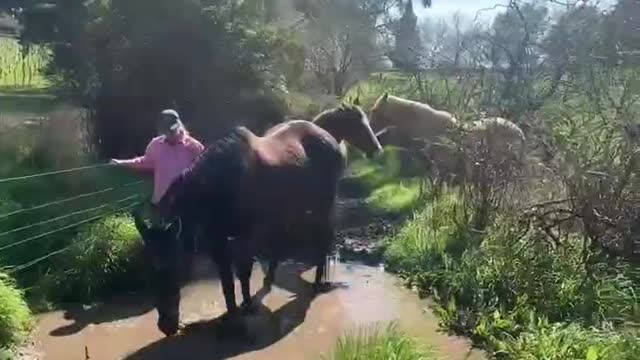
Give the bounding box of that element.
[27,260,485,360]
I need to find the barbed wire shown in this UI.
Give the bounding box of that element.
[0,180,144,221]
[7,201,141,274]
[0,163,114,184]
[0,197,141,253]
[0,194,139,239]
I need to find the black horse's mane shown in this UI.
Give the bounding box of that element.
[160,127,252,221]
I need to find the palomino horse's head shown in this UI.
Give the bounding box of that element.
[312,104,382,158]
[132,206,183,336]
[369,92,392,129]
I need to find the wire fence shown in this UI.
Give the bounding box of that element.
[0,162,148,275]
[8,201,142,274]
[0,164,113,184]
[0,180,143,221]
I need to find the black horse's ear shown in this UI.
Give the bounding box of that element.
[381,93,389,103]
[353,97,361,106]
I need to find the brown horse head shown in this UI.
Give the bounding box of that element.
[312,104,382,158]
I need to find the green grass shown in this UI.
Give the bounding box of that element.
[36,214,147,303]
[346,146,425,187]
[365,179,424,216]
[343,146,428,217]
[0,272,34,351]
[322,323,436,360]
[0,38,50,89]
[496,320,640,360]
[0,89,59,115]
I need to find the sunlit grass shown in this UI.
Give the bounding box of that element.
[0,272,34,351]
[365,179,424,215]
[0,38,50,89]
[323,323,437,360]
[38,214,146,303]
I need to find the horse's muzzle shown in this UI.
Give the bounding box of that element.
[155,285,181,336]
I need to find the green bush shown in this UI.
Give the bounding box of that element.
[495,319,640,360]
[0,272,33,351]
[323,323,436,360]
[39,214,146,303]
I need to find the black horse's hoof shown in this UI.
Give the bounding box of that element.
[158,317,179,337]
[313,282,333,294]
[240,301,259,315]
[263,277,273,293]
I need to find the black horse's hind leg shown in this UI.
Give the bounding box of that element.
[236,256,258,315]
[263,255,279,292]
[312,220,335,294]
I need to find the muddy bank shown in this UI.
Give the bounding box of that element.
[25,261,484,360]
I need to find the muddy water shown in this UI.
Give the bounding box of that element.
[28,259,485,360]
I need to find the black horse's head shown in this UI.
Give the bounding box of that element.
[133,208,183,336]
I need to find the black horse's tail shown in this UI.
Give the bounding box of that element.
[302,133,344,283]
[303,134,345,186]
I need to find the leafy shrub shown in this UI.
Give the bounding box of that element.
[495,319,640,360]
[40,214,145,302]
[323,322,435,360]
[0,272,33,351]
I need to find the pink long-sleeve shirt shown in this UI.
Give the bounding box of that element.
[119,134,205,204]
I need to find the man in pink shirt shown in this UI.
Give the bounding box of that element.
[111,109,205,273]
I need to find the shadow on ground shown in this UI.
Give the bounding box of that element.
[124,264,344,360]
[49,294,156,337]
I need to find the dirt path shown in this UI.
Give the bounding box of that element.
[24,259,485,360]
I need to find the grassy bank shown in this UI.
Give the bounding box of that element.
[380,190,640,359]
[0,272,34,356]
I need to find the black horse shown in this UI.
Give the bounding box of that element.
[134,121,347,337]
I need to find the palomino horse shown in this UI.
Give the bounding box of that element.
[369,93,459,150]
[368,93,461,182]
[135,108,381,337]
